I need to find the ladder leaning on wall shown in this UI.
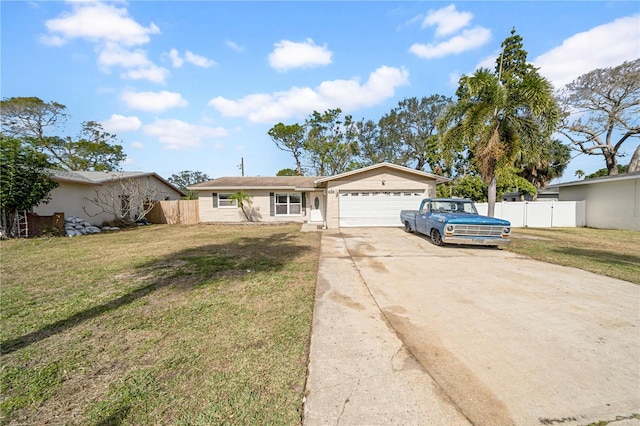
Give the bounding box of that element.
[16,211,28,238]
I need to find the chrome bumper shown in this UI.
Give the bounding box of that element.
[442,236,511,246]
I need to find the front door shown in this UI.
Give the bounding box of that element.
[309,193,324,223]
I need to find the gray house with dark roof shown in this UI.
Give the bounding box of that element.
[34,170,185,226]
[188,163,447,229]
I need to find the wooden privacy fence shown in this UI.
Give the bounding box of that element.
[147,200,199,225]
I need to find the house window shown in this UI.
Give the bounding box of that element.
[275,193,301,215]
[120,195,130,217]
[218,193,238,208]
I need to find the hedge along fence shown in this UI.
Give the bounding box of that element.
[147,200,199,225]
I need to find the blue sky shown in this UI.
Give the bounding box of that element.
[2,1,639,182]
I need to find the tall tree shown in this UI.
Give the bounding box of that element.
[439,30,559,216]
[0,135,58,237]
[55,121,126,171]
[557,59,640,175]
[353,119,390,167]
[168,170,211,199]
[304,109,359,176]
[276,168,299,176]
[378,96,451,172]
[0,97,126,171]
[267,123,306,176]
[167,170,211,189]
[517,139,571,190]
[0,97,67,140]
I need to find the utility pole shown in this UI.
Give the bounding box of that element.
[238,157,244,176]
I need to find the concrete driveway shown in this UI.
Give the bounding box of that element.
[304,228,639,426]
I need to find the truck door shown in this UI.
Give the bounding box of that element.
[416,201,431,234]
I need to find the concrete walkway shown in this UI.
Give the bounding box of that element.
[303,230,471,425]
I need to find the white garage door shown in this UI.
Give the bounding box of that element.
[339,191,425,227]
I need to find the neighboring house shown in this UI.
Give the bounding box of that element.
[188,162,447,229]
[554,172,640,231]
[34,170,185,226]
[502,186,559,202]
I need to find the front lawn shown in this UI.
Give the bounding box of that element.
[0,224,321,425]
[506,227,640,284]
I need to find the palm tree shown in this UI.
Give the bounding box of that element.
[439,68,558,216]
[229,191,253,222]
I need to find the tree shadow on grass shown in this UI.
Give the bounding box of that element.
[550,246,640,272]
[0,231,313,355]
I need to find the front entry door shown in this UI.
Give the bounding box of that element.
[309,193,324,223]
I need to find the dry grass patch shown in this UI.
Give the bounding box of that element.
[1,224,320,425]
[506,227,640,284]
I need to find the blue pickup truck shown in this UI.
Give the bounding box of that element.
[400,198,511,246]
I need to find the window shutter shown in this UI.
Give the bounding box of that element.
[212,193,218,208]
[301,192,306,209]
[269,192,275,216]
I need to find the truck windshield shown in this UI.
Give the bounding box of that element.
[431,200,478,214]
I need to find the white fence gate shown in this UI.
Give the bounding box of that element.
[475,201,586,227]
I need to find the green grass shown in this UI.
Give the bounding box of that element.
[506,227,640,284]
[0,224,320,425]
[3,223,636,424]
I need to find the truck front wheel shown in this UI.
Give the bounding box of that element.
[430,228,444,246]
[403,221,413,233]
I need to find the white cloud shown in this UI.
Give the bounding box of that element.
[98,43,151,69]
[39,34,67,46]
[534,14,640,89]
[185,51,216,68]
[122,90,188,112]
[44,2,160,46]
[167,48,184,68]
[476,50,500,70]
[448,71,462,88]
[42,2,167,84]
[225,40,245,52]
[208,65,409,123]
[269,38,332,72]
[121,65,170,84]
[164,49,215,68]
[410,27,491,59]
[143,119,228,150]
[422,4,473,37]
[131,141,145,149]
[101,114,142,133]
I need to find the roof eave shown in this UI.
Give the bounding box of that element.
[188,185,319,191]
[314,162,449,184]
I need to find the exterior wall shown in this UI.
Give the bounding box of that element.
[34,176,182,226]
[323,169,436,229]
[34,181,115,225]
[197,190,308,224]
[559,178,639,231]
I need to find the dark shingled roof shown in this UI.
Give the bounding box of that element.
[47,169,186,196]
[188,176,323,190]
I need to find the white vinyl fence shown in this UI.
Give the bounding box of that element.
[475,201,586,227]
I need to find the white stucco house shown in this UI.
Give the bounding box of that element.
[555,172,640,231]
[188,163,448,229]
[34,170,185,226]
